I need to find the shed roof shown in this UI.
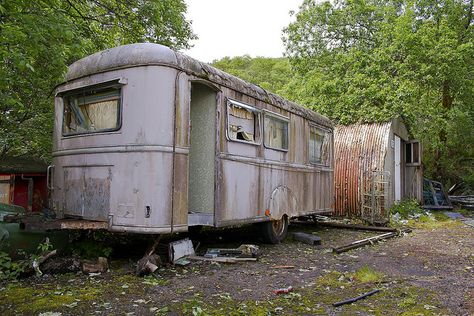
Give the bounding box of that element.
[0,156,48,174]
[64,43,332,127]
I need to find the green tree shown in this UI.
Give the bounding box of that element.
[0,0,195,159]
[282,0,474,186]
[212,55,292,94]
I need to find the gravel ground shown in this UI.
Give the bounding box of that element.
[1,215,473,315]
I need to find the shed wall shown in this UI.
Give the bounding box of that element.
[334,123,391,217]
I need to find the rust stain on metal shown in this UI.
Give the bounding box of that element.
[334,122,391,218]
[54,219,108,230]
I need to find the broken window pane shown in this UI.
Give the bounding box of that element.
[264,114,289,150]
[227,100,260,143]
[63,87,121,135]
[309,126,330,165]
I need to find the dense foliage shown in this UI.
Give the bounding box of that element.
[212,56,292,94]
[281,0,473,186]
[0,0,195,159]
[1,0,472,188]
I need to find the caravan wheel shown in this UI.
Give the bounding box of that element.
[261,216,288,244]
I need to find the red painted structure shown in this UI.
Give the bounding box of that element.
[0,157,48,212]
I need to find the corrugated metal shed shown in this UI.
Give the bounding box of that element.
[334,122,391,217]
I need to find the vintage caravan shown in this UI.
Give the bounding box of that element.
[47,43,333,243]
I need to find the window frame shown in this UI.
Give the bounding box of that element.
[60,80,124,137]
[225,98,262,146]
[263,110,290,152]
[308,123,331,166]
[405,140,421,166]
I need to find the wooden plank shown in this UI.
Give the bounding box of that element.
[333,229,411,254]
[187,255,257,264]
[317,221,397,232]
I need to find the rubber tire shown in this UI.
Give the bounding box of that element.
[261,216,288,244]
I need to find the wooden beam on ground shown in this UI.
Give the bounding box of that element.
[317,222,397,232]
[187,255,257,264]
[333,228,412,254]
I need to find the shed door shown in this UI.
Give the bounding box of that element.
[394,136,401,201]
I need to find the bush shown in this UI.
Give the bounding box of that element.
[390,199,423,219]
[0,251,27,281]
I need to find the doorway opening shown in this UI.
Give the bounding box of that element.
[188,82,217,224]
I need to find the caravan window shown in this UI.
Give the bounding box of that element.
[227,100,261,144]
[62,86,121,136]
[309,125,331,166]
[264,112,289,151]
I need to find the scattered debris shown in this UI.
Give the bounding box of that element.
[333,229,412,254]
[463,219,474,228]
[174,257,191,266]
[187,255,257,264]
[169,238,195,263]
[448,182,474,209]
[32,249,57,276]
[292,232,322,245]
[204,244,260,259]
[449,196,474,210]
[316,221,397,232]
[136,255,161,276]
[237,244,260,257]
[82,257,108,274]
[273,286,293,295]
[332,289,380,307]
[423,178,452,210]
[391,212,408,225]
[40,257,82,274]
[136,237,162,276]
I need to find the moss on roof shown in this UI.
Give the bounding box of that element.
[0,156,48,173]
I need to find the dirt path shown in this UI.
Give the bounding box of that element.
[1,218,473,315]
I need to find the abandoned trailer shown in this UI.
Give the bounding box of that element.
[333,119,423,224]
[43,43,334,243]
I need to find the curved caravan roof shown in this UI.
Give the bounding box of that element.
[65,43,332,127]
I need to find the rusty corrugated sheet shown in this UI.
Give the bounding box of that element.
[334,122,391,217]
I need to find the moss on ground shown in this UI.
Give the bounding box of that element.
[159,266,447,315]
[0,265,448,315]
[408,216,462,229]
[0,279,102,315]
[0,269,170,315]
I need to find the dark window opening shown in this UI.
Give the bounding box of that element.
[405,141,421,165]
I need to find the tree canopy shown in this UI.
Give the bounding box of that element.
[212,55,292,94]
[282,0,474,186]
[0,0,195,159]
